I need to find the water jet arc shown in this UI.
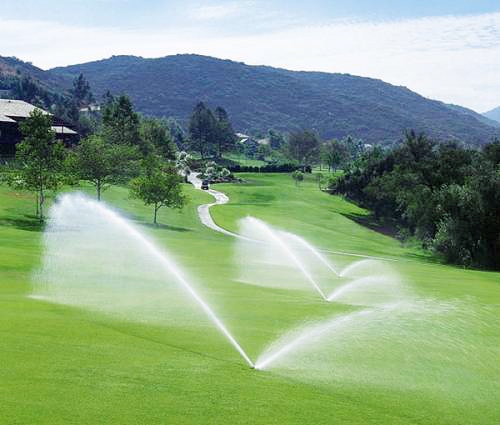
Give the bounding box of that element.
[246,217,328,301]
[287,233,339,277]
[58,196,255,368]
[255,309,374,370]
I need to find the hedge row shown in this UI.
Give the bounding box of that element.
[228,164,312,173]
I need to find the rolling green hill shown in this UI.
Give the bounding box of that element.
[0,174,499,424]
[2,54,499,145]
[44,54,499,145]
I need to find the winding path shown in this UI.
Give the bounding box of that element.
[187,173,242,238]
[187,173,397,261]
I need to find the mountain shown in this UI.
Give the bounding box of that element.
[0,56,68,95]
[446,103,500,129]
[483,106,500,124]
[2,54,499,145]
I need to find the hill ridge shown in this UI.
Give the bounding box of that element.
[3,54,499,144]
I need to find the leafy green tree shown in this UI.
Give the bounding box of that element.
[256,143,271,160]
[322,139,349,172]
[343,136,364,161]
[7,109,65,221]
[130,165,186,225]
[287,130,320,168]
[214,106,237,158]
[332,131,500,269]
[67,135,137,201]
[71,73,94,108]
[140,117,177,160]
[102,95,141,148]
[268,129,285,149]
[483,138,500,165]
[188,102,217,159]
[316,172,323,189]
[166,117,187,149]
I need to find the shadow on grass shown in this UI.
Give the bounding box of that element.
[0,214,43,232]
[341,212,437,263]
[341,212,399,238]
[142,222,192,232]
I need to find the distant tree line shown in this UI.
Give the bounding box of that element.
[331,131,500,270]
[188,102,237,159]
[227,164,311,173]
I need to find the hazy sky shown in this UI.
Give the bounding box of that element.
[1,0,500,112]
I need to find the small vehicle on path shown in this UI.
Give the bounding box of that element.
[201,179,210,190]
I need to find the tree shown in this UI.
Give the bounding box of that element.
[8,109,65,221]
[287,130,320,168]
[67,135,136,201]
[71,73,94,108]
[256,143,271,160]
[140,117,177,160]
[331,132,500,269]
[316,172,323,189]
[175,151,192,183]
[322,139,349,172]
[292,170,304,186]
[102,95,141,148]
[268,129,285,149]
[214,106,237,158]
[188,102,217,158]
[220,168,231,179]
[166,117,187,149]
[130,165,186,225]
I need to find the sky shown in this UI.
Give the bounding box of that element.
[1,0,500,112]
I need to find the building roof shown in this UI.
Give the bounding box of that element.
[0,113,16,123]
[51,125,77,135]
[0,99,51,119]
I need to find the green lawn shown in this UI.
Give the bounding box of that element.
[222,153,267,167]
[0,175,498,424]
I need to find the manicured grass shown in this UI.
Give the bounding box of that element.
[0,175,499,424]
[222,153,267,167]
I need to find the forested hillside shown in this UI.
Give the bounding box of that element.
[48,54,499,144]
[2,54,499,145]
[483,106,500,124]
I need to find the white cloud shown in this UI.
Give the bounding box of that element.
[0,12,499,111]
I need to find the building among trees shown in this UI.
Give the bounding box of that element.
[0,99,78,157]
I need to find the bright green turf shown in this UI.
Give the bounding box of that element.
[222,153,267,167]
[0,174,499,424]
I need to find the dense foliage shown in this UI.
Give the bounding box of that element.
[332,132,500,269]
[188,102,236,158]
[2,109,65,221]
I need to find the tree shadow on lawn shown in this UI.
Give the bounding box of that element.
[0,213,43,232]
[341,212,435,263]
[141,222,193,232]
[341,212,399,238]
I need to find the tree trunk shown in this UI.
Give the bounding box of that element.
[97,180,101,201]
[39,187,44,223]
[35,193,39,217]
[153,204,158,225]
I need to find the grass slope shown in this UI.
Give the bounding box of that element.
[0,175,499,424]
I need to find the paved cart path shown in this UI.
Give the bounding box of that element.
[187,172,396,261]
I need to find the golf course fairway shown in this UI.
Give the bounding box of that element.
[0,173,498,424]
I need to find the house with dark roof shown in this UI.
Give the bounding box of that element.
[0,99,78,157]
